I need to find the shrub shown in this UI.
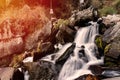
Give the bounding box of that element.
[99,6,117,16]
[54,19,69,29]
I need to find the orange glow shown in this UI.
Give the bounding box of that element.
[0,0,49,40]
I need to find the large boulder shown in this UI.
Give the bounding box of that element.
[102,15,120,67]
[33,42,55,61]
[69,7,99,26]
[103,22,120,59]
[24,61,58,80]
[0,37,24,58]
[56,24,76,44]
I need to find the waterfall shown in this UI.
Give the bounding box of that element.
[58,22,103,80]
[41,21,103,80]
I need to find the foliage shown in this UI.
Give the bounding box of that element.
[104,44,111,54]
[54,19,69,29]
[99,6,117,16]
[95,36,103,49]
[112,0,120,13]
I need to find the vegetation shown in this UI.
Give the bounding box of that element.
[104,44,111,54]
[54,19,69,29]
[95,36,103,49]
[99,6,117,16]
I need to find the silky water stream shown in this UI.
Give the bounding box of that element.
[41,21,104,80]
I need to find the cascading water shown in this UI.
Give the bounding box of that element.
[41,21,104,80]
[58,21,103,80]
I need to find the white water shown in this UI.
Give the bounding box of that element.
[41,21,103,80]
[41,43,72,63]
[58,22,103,80]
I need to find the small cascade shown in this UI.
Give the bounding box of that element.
[41,21,103,80]
[58,22,103,80]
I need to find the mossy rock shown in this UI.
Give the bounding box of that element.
[54,19,70,29]
[104,44,111,54]
[95,36,103,49]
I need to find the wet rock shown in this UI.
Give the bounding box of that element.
[56,43,76,64]
[89,65,103,75]
[75,74,100,80]
[103,77,120,80]
[25,61,58,80]
[69,7,99,26]
[103,22,120,60]
[12,68,24,80]
[0,67,14,80]
[33,42,55,61]
[56,24,76,44]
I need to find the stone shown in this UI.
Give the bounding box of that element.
[0,67,14,80]
[69,7,99,26]
[56,24,76,44]
[103,22,120,59]
[89,65,103,75]
[75,74,100,80]
[25,61,58,80]
[33,42,55,61]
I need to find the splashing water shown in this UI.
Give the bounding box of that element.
[41,21,103,80]
[58,22,103,80]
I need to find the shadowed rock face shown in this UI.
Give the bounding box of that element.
[103,22,120,59]
[25,61,58,80]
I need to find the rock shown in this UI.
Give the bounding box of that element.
[56,24,76,44]
[56,43,76,64]
[89,65,103,75]
[103,22,120,59]
[0,67,14,80]
[0,37,24,58]
[69,7,99,26]
[12,68,24,80]
[25,61,58,80]
[33,42,55,61]
[75,74,100,80]
[102,15,120,28]
[102,77,120,80]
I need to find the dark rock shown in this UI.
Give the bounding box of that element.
[33,42,55,61]
[89,65,103,75]
[75,74,100,80]
[25,61,58,80]
[103,22,120,60]
[102,77,120,80]
[56,43,76,64]
[69,7,99,26]
[12,68,24,80]
[56,24,76,44]
[0,67,14,80]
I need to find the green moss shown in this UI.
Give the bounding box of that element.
[99,6,117,16]
[54,19,69,29]
[95,36,103,49]
[104,44,111,54]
